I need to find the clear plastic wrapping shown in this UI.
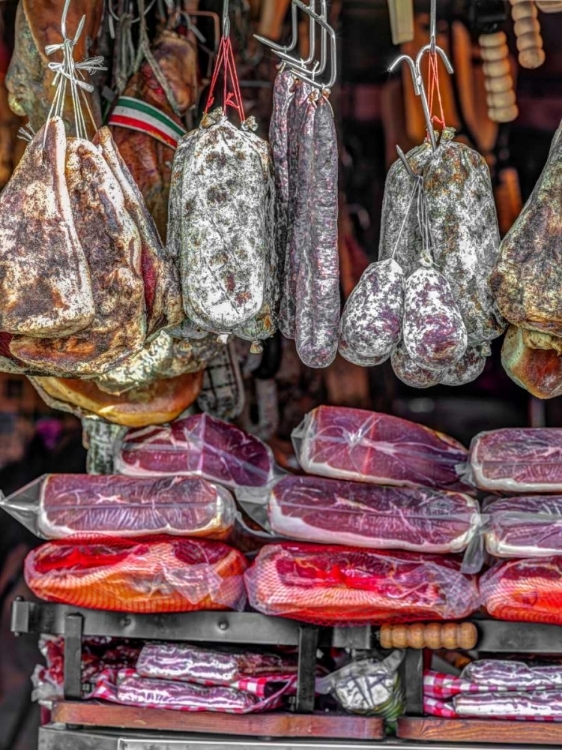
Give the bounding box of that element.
[0,474,236,540]
[480,557,562,625]
[24,536,247,613]
[466,428,562,492]
[292,406,469,491]
[115,412,276,488]
[485,495,562,558]
[245,542,480,625]
[267,475,480,554]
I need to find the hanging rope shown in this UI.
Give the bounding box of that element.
[426,50,446,131]
[204,34,245,121]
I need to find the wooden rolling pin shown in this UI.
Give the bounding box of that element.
[379,622,478,650]
[509,0,546,68]
[479,31,518,122]
[536,1,562,12]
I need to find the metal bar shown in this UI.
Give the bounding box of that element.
[401,648,423,716]
[476,620,562,654]
[296,626,318,713]
[63,613,83,701]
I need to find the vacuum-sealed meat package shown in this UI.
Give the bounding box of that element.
[116,412,275,487]
[292,406,468,490]
[267,475,479,553]
[245,543,479,625]
[0,474,236,540]
[25,537,247,613]
[485,495,562,558]
[466,428,562,492]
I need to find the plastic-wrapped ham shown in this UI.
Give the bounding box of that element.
[267,475,479,553]
[480,557,562,625]
[454,691,562,719]
[116,413,275,488]
[463,660,562,691]
[467,428,562,492]
[0,474,235,540]
[25,537,247,613]
[485,495,562,558]
[292,406,468,490]
[245,543,479,625]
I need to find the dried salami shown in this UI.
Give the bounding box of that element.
[440,344,489,387]
[391,343,444,388]
[403,265,467,370]
[338,258,404,366]
[295,96,340,369]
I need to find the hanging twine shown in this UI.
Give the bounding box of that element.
[204,34,245,121]
[45,0,106,140]
[426,50,446,131]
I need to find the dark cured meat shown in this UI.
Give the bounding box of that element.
[245,543,480,625]
[268,474,479,553]
[403,266,467,370]
[501,325,562,399]
[295,97,340,368]
[391,344,444,388]
[440,345,488,386]
[485,495,562,558]
[293,406,468,490]
[116,413,275,487]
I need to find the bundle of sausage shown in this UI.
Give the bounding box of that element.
[339,129,505,386]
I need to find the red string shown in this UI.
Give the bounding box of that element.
[205,36,245,121]
[426,51,446,132]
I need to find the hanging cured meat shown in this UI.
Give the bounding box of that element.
[466,428,562,492]
[116,413,275,487]
[245,543,480,625]
[0,119,94,338]
[485,495,562,558]
[24,536,247,613]
[481,557,562,625]
[292,406,469,491]
[501,325,562,399]
[267,475,479,553]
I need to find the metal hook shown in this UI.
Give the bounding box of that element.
[396,145,421,182]
[254,3,299,54]
[272,0,327,75]
[430,0,436,54]
[389,51,436,150]
[222,0,230,38]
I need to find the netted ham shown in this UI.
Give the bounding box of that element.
[0,474,235,540]
[0,118,94,337]
[116,413,275,487]
[485,495,562,558]
[466,428,562,492]
[481,558,562,625]
[245,543,479,625]
[268,475,479,553]
[24,537,247,613]
[293,406,468,490]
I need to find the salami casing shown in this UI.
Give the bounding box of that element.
[339,258,404,365]
[440,345,489,387]
[391,344,444,388]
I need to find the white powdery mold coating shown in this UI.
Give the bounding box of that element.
[339,258,404,364]
[403,266,467,369]
[391,343,444,388]
[440,345,488,386]
[178,110,270,332]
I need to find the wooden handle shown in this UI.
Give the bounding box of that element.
[510,0,546,68]
[536,0,562,12]
[379,622,478,650]
[479,32,518,123]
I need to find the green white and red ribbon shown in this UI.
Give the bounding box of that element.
[108,96,187,148]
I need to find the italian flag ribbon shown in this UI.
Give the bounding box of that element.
[108,96,187,149]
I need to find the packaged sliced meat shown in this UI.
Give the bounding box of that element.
[338,259,404,366]
[267,475,479,553]
[463,660,562,691]
[480,557,562,624]
[0,474,235,540]
[501,325,562,399]
[403,265,467,370]
[10,137,146,376]
[295,95,340,369]
[24,536,247,613]
[292,406,468,490]
[492,121,562,337]
[454,690,562,719]
[136,643,297,687]
[173,108,274,334]
[116,413,275,487]
[245,543,480,625]
[466,428,562,492]
[391,344,444,388]
[485,495,562,558]
[0,118,94,337]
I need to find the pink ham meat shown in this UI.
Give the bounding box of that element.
[268,475,479,553]
[245,543,479,625]
[292,406,468,490]
[37,474,235,540]
[486,495,562,558]
[116,413,275,488]
[468,428,562,492]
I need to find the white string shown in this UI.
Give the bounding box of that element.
[390,177,421,260]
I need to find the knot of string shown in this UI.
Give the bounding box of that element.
[204,34,245,121]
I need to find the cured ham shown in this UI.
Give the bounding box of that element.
[24,537,247,613]
[268,475,479,553]
[116,413,275,487]
[293,406,468,490]
[485,495,562,558]
[245,543,479,625]
[467,428,562,492]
